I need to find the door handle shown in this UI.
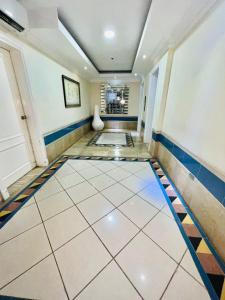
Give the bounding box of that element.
[21,115,27,120]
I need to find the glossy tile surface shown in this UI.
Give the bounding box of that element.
[0,158,208,299]
[96,132,127,145]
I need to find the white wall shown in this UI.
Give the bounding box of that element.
[161,2,225,176]
[23,48,91,135]
[0,27,91,136]
[90,82,140,116]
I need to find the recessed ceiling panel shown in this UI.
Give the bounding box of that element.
[19,0,151,72]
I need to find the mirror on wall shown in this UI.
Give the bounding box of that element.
[100,83,129,114]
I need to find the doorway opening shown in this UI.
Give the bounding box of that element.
[144,68,159,143]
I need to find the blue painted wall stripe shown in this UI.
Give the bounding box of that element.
[44,115,138,145]
[101,116,138,121]
[44,116,92,145]
[152,132,225,206]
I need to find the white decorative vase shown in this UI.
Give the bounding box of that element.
[92,105,104,131]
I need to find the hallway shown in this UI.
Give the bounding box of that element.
[0,156,211,299]
[0,0,225,299]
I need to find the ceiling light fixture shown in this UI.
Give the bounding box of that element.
[4,9,13,18]
[104,30,115,39]
[134,73,138,77]
[84,66,87,70]
[142,54,147,59]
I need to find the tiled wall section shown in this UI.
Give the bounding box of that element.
[101,116,137,130]
[150,133,225,261]
[45,117,92,162]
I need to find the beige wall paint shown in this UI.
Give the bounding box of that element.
[90,82,140,116]
[161,2,225,177]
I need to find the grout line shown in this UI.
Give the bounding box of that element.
[58,174,145,300]
[72,259,114,299]
[0,253,53,291]
[159,250,187,300]
[33,195,70,300]
[0,158,202,299]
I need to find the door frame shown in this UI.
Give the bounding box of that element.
[0,33,48,199]
[144,67,159,143]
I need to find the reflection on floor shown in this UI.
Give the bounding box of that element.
[65,130,150,158]
[0,158,210,300]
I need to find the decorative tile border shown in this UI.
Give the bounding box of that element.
[152,131,225,207]
[87,132,134,147]
[44,116,92,145]
[0,156,68,229]
[0,154,224,300]
[150,158,225,300]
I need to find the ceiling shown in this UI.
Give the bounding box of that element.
[19,0,151,72]
[18,0,218,80]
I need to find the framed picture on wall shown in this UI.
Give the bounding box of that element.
[62,75,81,108]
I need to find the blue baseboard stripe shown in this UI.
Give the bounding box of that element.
[152,132,225,206]
[44,116,92,146]
[100,116,138,122]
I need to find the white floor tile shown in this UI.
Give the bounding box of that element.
[77,193,114,224]
[22,196,35,208]
[67,159,91,171]
[1,255,67,300]
[107,167,131,181]
[112,161,129,166]
[89,174,116,191]
[66,181,98,204]
[37,191,73,221]
[138,182,167,209]
[143,212,187,262]
[162,267,210,300]
[161,203,174,219]
[78,166,102,180]
[55,164,75,179]
[121,162,145,174]
[135,168,155,182]
[101,183,134,207]
[45,206,89,250]
[121,175,149,193]
[77,261,141,300]
[96,133,127,145]
[96,162,117,172]
[93,210,138,256]
[0,224,51,288]
[57,172,84,189]
[180,250,203,284]
[116,232,177,300]
[0,204,41,245]
[119,195,159,228]
[55,228,111,299]
[35,179,63,202]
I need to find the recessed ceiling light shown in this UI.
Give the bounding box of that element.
[5,9,13,18]
[142,54,147,59]
[104,30,115,39]
[84,66,87,70]
[134,73,138,77]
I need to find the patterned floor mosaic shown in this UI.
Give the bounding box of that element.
[87,132,134,147]
[150,158,225,300]
[0,155,224,299]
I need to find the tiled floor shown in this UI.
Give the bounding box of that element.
[96,132,128,145]
[1,130,148,208]
[0,159,210,300]
[64,130,150,158]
